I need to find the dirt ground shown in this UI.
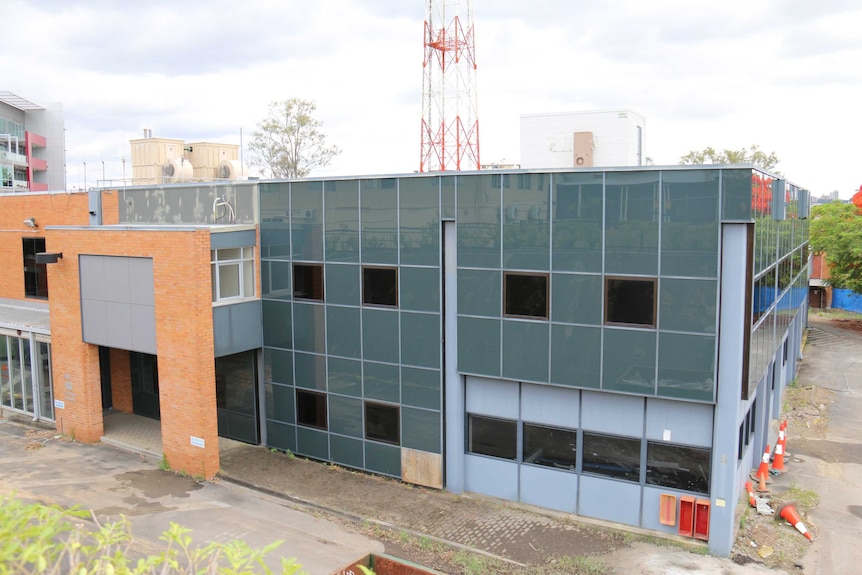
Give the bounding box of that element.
[219,310,861,574]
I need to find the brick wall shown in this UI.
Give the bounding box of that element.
[45,226,219,479]
[109,348,132,413]
[0,192,89,301]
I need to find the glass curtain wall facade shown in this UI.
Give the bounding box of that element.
[0,334,53,420]
[257,167,808,485]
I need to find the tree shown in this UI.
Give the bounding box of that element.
[679,145,780,172]
[249,99,340,179]
[809,201,862,293]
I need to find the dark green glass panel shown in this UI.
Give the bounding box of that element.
[503,173,550,270]
[296,426,329,460]
[721,169,753,221]
[660,170,719,278]
[364,441,402,477]
[658,333,716,401]
[325,180,359,262]
[329,395,363,438]
[265,420,296,453]
[326,306,361,358]
[363,361,400,402]
[294,352,326,390]
[262,300,292,349]
[441,176,456,220]
[400,177,440,266]
[605,171,659,275]
[327,357,362,397]
[457,174,501,268]
[330,435,364,469]
[361,179,398,264]
[551,273,602,325]
[264,348,293,385]
[550,324,601,388]
[362,308,400,363]
[458,269,501,317]
[293,302,326,353]
[457,316,500,376]
[552,172,603,272]
[400,267,439,312]
[401,367,441,410]
[502,321,549,382]
[261,260,292,299]
[264,382,294,423]
[325,263,360,306]
[602,328,656,394]
[290,181,324,261]
[659,278,717,334]
[400,312,440,368]
[402,407,441,454]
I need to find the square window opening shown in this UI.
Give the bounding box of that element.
[23,238,48,299]
[646,442,711,494]
[467,414,517,460]
[294,263,324,301]
[504,272,548,319]
[582,432,641,482]
[363,267,398,307]
[365,401,400,444]
[296,389,327,429]
[523,423,577,470]
[605,277,656,327]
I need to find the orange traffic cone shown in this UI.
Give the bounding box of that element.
[750,444,772,491]
[744,481,756,507]
[779,419,790,456]
[772,440,787,472]
[776,502,813,541]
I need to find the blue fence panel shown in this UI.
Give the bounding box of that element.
[833,289,862,314]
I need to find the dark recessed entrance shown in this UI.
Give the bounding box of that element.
[215,350,259,444]
[131,352,160,420]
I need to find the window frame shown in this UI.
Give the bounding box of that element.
[581,431,641,483]
[295,389,328,430]
[503,271,549,319]
[467,414,517,460]
[645,441,711,494]
[23,237,48,299]
[522,423,578,471]
[604,276,657,328]
[364,401,400,445]
[293,262,324,301]
[211,246,255,303]
[362,266,398,308]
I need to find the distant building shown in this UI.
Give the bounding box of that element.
[520,108,646,169]
[0,92,65,192]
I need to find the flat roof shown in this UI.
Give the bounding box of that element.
[0,91,44,111]
[0,298,50,335]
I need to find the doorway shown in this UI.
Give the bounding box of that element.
[131,352,160,420]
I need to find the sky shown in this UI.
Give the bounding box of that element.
[5,0,862,198]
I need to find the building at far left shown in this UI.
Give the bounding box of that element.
[0,92,65,193]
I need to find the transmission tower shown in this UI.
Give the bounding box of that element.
[420,0,479,172]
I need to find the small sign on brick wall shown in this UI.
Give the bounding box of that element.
[190,436,205,448]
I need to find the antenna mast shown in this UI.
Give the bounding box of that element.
[420,0,479,172]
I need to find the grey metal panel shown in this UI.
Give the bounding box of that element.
[81,299,107,344]
[130,303,157,355]
[464,455,518,500]
[103,257,131,303]
[128,258,155,306]
[519,465,578,512]
[79,256,105,300]
[521,384,580,428]
[581,391,643,437]
[578,475,641,526]
[213,300,263,357]
[211,229,256,250]
[465,376,518,419]
[104,301,133,350]
[645,398,713,448]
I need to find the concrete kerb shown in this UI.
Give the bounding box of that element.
[215,471,528,570]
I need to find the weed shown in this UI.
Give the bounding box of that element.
[159,454,170,471]
[286,449,296,460]
[551,555,609,575]
[779,484,819,509]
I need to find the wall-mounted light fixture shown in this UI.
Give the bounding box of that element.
[35,252,63,264]
[23,217,37,228]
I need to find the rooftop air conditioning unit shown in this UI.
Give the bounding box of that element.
[217,159,248,180]
[162,158,193,183]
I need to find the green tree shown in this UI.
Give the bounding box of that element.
[679,145,780,172]
[249,99,341,179]
[810,201,862,293]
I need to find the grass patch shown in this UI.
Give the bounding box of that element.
[809,308,862,320]
[777,484,819,510]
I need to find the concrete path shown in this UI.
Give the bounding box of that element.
[0,421,383,574]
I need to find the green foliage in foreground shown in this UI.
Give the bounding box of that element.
[0,494,307,575]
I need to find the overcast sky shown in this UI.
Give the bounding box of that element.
[5,0,861,197]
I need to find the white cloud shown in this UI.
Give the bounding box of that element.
[4,0,861,196]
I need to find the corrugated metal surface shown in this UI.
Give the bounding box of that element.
[0,298,50,334]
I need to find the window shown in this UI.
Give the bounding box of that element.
[605,277,656,327]
[582,432,641,482]
[467,414,517,460]
[211,247,254,302]
[646,442,711,494]
[523,424,577,470]
[23,238,48,298]
[504,272,548,319]
[296,389,327,429]
[363,267,397,307]
[365,402,399,444]
[293,263,324,300]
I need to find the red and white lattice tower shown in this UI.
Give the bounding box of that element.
[420,0,479,172]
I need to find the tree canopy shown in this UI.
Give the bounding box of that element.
[810,200,862,293]
[249,99,341,179]
[679,145,780,172]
